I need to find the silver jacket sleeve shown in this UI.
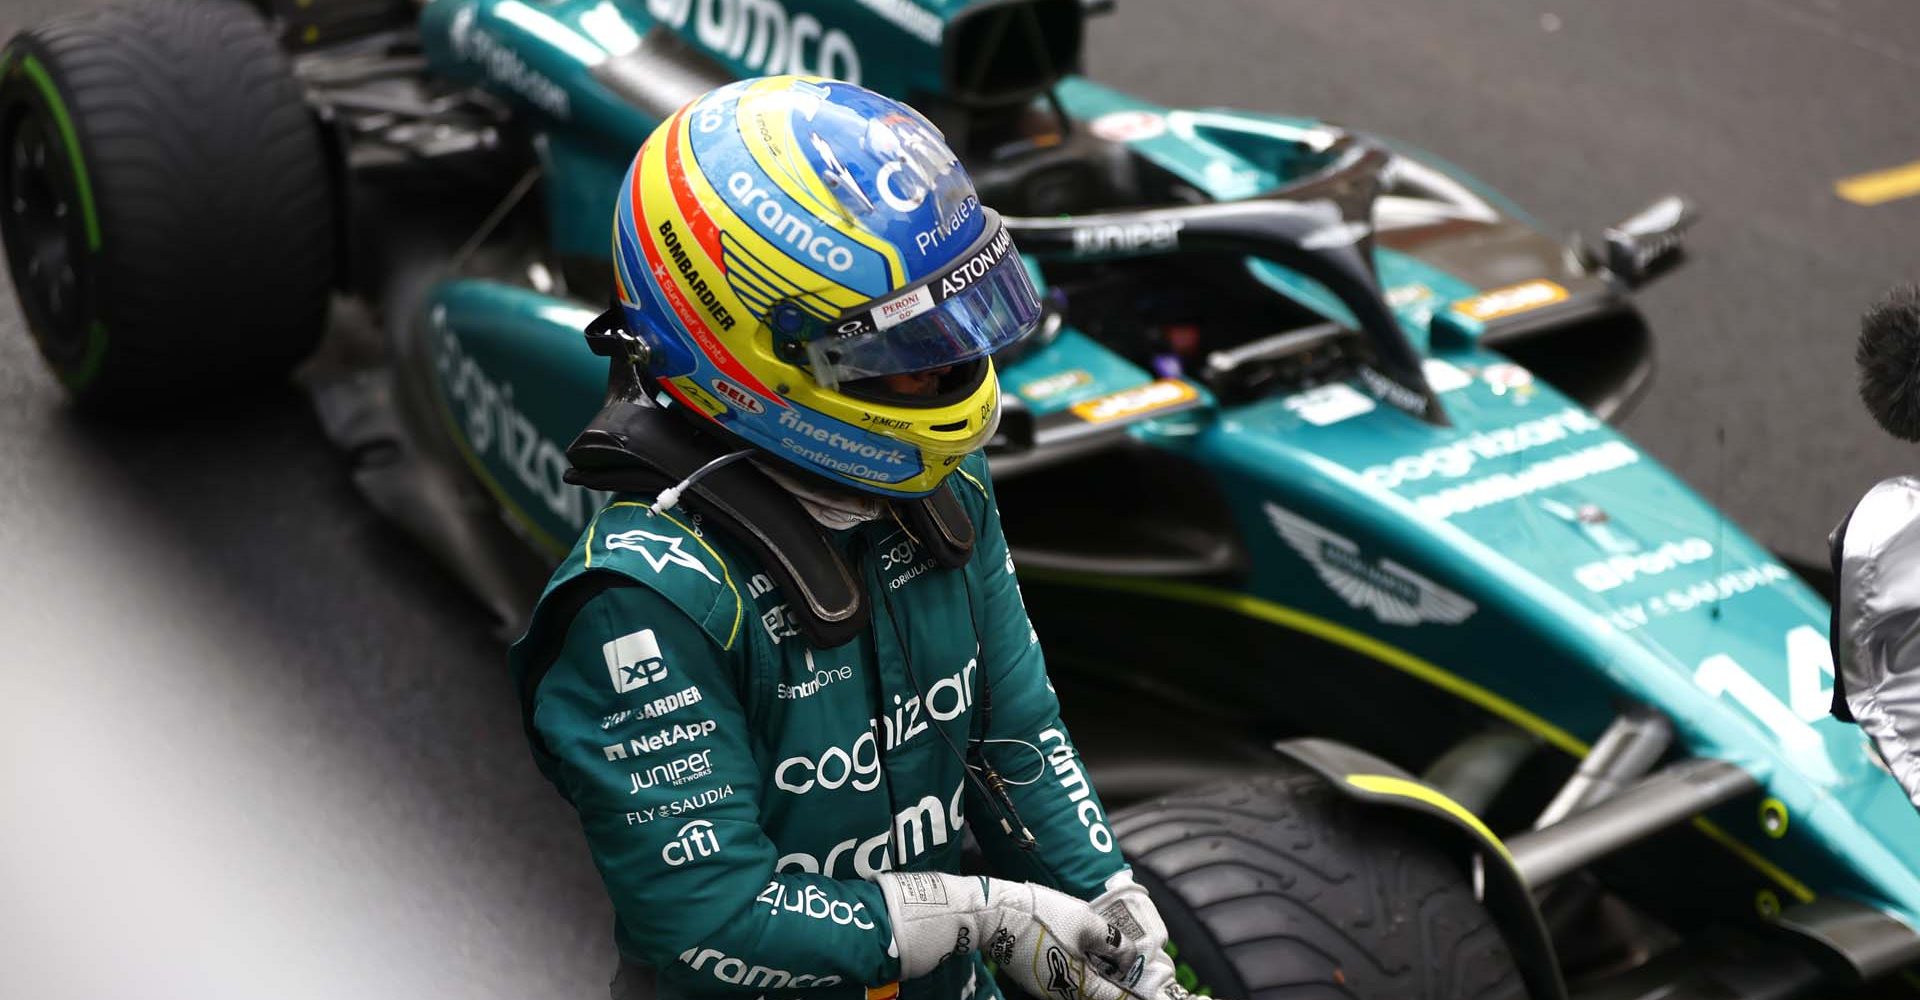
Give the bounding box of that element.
[1834,475,1920,810]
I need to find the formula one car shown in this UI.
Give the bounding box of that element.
[5,1,1916,999]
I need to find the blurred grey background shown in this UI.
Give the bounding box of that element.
[4,0,1920,997]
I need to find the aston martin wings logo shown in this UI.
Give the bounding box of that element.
[1265,502,1476,625]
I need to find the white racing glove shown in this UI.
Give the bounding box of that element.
[879,871,1171,1000]
[1088,869,1175,993]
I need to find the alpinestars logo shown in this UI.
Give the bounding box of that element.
[605,529,720,584]
[1045,945,1079,1000]
[605,629,668,693]
[1265,503,1476,625]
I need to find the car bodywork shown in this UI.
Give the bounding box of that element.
[273,0,1920,993]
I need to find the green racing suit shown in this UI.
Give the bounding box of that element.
[508,453,1128,1000]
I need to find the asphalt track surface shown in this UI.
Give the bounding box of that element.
[4,1,1920,997]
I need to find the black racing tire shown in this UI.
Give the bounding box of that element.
[1112,768,1525,1000]
[0,0,333,410]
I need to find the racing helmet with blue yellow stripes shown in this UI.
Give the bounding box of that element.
[611,75,1042,498]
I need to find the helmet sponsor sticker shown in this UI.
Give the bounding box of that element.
[936,224,1016,299]
[914,194,978,256]
[676,379,729,417]
[626,153,786,401]
[725,170,861,274]
[1266,502,1478,626]
[1088,110,1167,144]
[1069,378,1199,424]
[657,219,737,331]
[820,211,1019,340]
[874,285,936,331]
[710,378,764,414]
[774,406,922,483]
[1450,279,1568,322]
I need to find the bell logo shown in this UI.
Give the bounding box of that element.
[663,819,722,867]
[605,629,668,693]
[710,378,765,414]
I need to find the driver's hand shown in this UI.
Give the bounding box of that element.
[877,873,1155,1000]
[1089,870,1176,996]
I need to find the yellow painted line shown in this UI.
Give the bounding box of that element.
[1836,159,1920,206]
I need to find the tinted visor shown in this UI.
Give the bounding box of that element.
[802,212,1041,387]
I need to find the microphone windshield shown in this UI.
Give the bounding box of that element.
[1858,284,1920,441]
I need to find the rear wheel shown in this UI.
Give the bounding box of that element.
[1113,768,1525,1000]
[0,0,333,409]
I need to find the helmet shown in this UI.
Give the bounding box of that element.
[610,75,1041,498]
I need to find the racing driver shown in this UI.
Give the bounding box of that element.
[508,77,1182,1000]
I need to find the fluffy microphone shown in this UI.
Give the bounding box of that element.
[1858,284,1920,441]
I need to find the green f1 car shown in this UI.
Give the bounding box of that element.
[4,1,1915,998]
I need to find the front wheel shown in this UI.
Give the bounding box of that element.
[1113,768,1525,1000]
[0,0,334,409]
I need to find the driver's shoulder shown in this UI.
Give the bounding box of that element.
[552,497,750,653]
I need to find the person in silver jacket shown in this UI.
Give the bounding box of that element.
[1833,286,1920,810]
[1832,478,1920,809]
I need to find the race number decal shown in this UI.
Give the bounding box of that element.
[1693,626,1837,783]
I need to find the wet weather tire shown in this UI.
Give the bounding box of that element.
[0,0,332,409]
[1112,768,1525,1000]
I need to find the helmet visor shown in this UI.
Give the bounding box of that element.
[802,212,1041,387]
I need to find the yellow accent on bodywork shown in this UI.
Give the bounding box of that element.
[587,501,744,650]
[1023,568,1589,756]
[1345,773,1515,865]
[1759,797,1790,839]
[1024,570,1820,904]
[1691,817,1815,903]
